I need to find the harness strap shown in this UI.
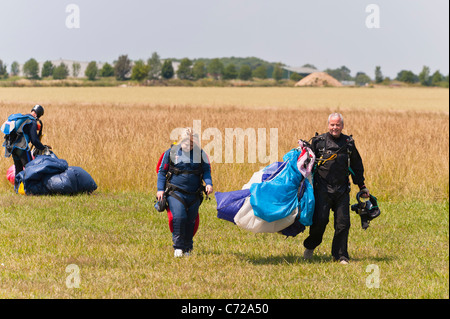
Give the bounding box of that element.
[316,153,337,167]
[168,166,203,176]
[164,144,207,212]
[165,182,205,212]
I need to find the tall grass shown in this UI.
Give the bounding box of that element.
[1,87,447,200]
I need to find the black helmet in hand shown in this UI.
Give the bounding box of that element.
[351,191,381,230]
[154,196,167,212]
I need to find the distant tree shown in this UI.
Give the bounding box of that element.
[381,77,391,85]
[290,73,303,82]
[192,61,206,80]
[431,70,443,87]
[252,65,267,79]
[396,70,418,83]
[114,54,132,81]
[147,52,162,80]
[131,60,150,81]
[324,66,352,81]
[99,62,114,77]
[85,61,98,80]
[272,63,283,81]
[161,59,174,79]
[41,60,54,78]
[223,64,238,80]
[10,61,20,76]
[207,59,224,80]
[177,58,193,80]
[238,65,252,80]
[0,59,8,79]
[53,62,69,80]
[375,66,383,83]
[443,74,450,88]
[23,58,40,79]
[418,66,431,86]
[72,62,81,77]
[355,72,372,85]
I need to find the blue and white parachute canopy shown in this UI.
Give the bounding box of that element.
[215,140,315,237]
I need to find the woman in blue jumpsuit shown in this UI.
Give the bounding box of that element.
[157,129,213,257]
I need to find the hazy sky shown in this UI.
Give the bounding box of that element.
[1,0,448,78]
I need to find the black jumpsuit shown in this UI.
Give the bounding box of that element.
[303,132,365,261]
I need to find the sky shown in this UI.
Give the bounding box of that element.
[0,0,448,78]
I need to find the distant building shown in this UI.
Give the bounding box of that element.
[282,66,320,79]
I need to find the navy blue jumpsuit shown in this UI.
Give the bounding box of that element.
[157,145,212,253]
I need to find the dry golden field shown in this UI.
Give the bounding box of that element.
[0,86,448,111]
[0,86,448,200]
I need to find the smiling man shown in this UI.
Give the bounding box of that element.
[303,113,369,264]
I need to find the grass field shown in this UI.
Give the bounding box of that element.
[0,87,448,299]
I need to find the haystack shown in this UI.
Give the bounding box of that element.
[295,72,342,87]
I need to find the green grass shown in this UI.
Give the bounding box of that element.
[0,191,448,298]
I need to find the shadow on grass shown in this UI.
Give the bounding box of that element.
[232,252,394,265]
[231,252,328,265]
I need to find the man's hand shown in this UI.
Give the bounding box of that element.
[157,190,165,201]
[205,185,213,195]
[360,186,370,198]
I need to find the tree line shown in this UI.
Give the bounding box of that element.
[324,65,449,87]
[0,54,448,87]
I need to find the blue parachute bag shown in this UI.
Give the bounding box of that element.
[298,178,315,226]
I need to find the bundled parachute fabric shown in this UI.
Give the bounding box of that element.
[250,149,303,222]
[234,197,299,233]
[216,189,250,223]
[216,140,315,236]
[14,153,97,195]
[298,177,315,226]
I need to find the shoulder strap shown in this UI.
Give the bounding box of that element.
[167,144,204,176]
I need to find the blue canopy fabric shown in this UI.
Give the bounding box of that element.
[298,177,314,226]
[215,145,316,236]
[250,149,303,222]
[15,153,97,195]
[215,189,250,223]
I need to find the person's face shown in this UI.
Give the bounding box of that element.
[328,116,343,138]
[181,138,193,152]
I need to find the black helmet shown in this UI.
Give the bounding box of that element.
[31,105,44,118]
[351,191,381,230]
